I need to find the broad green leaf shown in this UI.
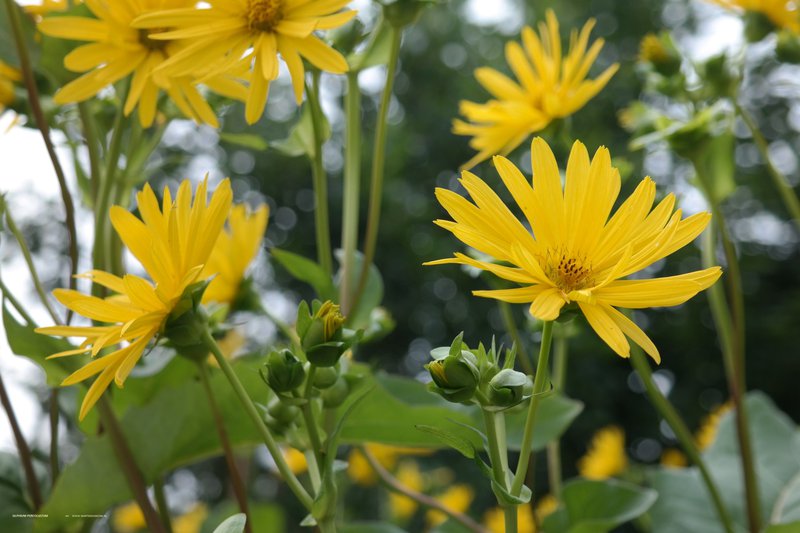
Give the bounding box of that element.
[272,103,330,159]
[649,392,800,533]
[211,513,246,533]
[0,2,38,69]
[542,478,657,533]
[272,248,336,300]
[335,249,383,329]
[201,502,285,533]
[415,425,476,459]
[219,132,268,151]
[2,303,86,387]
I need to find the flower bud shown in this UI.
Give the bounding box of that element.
[267,396,301,424]
[321,377,350,408]
[164,280,211,361]
[262,349,305,393]
[313,366,340,389]
[487,369,532,410]
[297,300,352,367]
[426,335,480,404]
[639,33,681,77]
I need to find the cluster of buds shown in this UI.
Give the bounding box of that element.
[425,334,532,412]
[297,300,357,367]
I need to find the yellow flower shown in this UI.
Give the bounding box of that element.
[427,137,722,361]
[36,178,232,419]
[132,0,356,124]
[708,0,800,33]
[695,402,732,451]
[347,443,433,485]
[453,9,618,170]
[388,460,424,519]
[0,61,21,110]
[577,426,628,480]
[639,33,669,63]
[23,0,78,16]
[113,501,147,532]
[283,447,308,474]
[426,484,474,527]
[172,503,208,533]
[38,0,247,127]
[660,448,689,468]
[201,203,268,306]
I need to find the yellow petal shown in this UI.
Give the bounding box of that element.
[528,287,565,321]
[579,302,629,357]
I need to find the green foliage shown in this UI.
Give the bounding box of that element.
[210,513,246,533]
[272,248,336,300]
[0,1,38,69]
[335,250,384,329]
[272,103,331,159]
[201,502,284,533]
[649,392,800,533]
[0,452,34,533]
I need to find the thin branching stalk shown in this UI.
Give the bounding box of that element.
[197,363,251,533]
[628,340,735,533]
[340,73,362,314]
[306,73,333,277]
[202,329,314,510]
[0,372,43,510]
[5,0,78,318]
[352,27,403,312]
[0,275,36,325]
[360,446,488,533]
[153,476,174,533]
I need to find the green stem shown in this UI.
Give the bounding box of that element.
[628,341,735,533]
[77,101,102,203]
[5,0,79,318]
[351,27,403,313]
[202,329,314,510]
[511,321,554,495]
[306,72,333,277]
[735,102,800,227]
[197,363,252,533]
[0,275,36,325]
[96,397,166,533]
[482,409,517,533]
[0,372,42,510]
[340,72,362,315]
[546,330,569,499]
[301,366,324,468]
[153,476,173,533]
[497,300,533,375]
[49,389,60,484]
[1,201,61,324]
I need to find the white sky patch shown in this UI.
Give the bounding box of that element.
[462,0,525,35]
[681,4,744,61]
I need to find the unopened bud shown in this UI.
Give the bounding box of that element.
[487,369,532,409]
[262,349,305,393]
[321,377,350,408]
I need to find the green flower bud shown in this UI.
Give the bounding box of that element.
[698,53,737,100]
[297,300,353,367]
[487,369,532,410]
[313,366,340,389]
[321,377,350,408]
[426,336,480,404]
[267,396,300,424]
[163,280,211,361]
[262,349,305,393]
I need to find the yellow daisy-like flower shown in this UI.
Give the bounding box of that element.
[283,446,308,475]
[660,448,689,468]
[36,177,233,420]
[453,9,618,170]
[427,137,722,361]
[695,402,733,450]
[172,503,208,533]
[426,484,474,527]
[38,0,247,127]
[0,61,21,110]
[113,501,147,533]
[708,0,800,34]
[132,0,356,124]
[201,203,269,306]
[577,426,628,480]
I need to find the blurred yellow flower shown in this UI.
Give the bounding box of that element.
[113,501,146,533]
[202,203,269,306]
[38,0,246,127]
[453,9,618,170]
[37,178,232,419]
[389,461,424,519]
[347,443,433,486]
[660,448,689,468]
[283,447,308,475]
[708,0,800,33]
[639,33,669,63]
[23,0,78,16]
[172,503,208,533]
[485,503,535,533]
[695,402,732,451]
[577,426,628,480]
[133,0,356,124]
[427,138,721,360]
[0,61,21,110]
[426,484,474,527]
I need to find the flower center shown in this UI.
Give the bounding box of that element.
[247,0,284,32]
[138,28,169,51]
[545,250,594,292]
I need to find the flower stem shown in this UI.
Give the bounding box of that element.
[301,366,324,469]
[546,329,569,499]
[497,300,533,375]
[735,101,800,228]
[628,340,735,533]
[5,0,78,318]
[201,329,314,510]
[306,72,333,278]
[482,409,517,533]
[96,397,166,533]
[360,446,488,533]
[153,476,174,533]
[77,102,102,203]
[351,27,403,313]
[511,320,554,495]
[197,363,252,533]
[49,389,60,484]
[0,371,42,511]
[340,72,362,315]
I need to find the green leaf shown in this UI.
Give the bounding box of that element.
[272,248,336,300]
[691,129,736,202]
[415,425,476,459]
[649,392,800,533]
[347,20,394,71]
[211,513,246,533]
[219,132,269,151]
[2,303,86,387]
[335,249,383,329]
[272,103,330,159]
[0,2,38,69]
[340,523,408,533]
[542,478,657,533]
[201,502,284,533]
[0,452,34,533]
[764,522,800,533]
